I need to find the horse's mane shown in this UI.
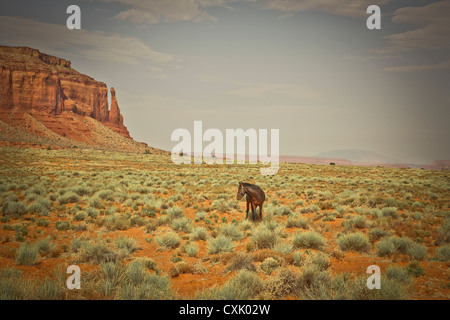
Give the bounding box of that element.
[242,182,258,188]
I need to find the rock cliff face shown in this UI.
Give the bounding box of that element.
[0,45,131,141]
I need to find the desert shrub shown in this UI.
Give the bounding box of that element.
[226,253,256,272]
[26,185,46,196]
[371,208,381,218]
[73,211,88,221]
[116,237,139,257]
[130,215,146,227]
[155,232,181,250]
[385,266,412,285]
[100,261,126,296]
[14,224,28,242]
[2,201,26,216]
[260,268,299,299]
[322,212,337,222]
[369,228,391,242]
[250,225,279,250]
[155,215,170,227]
[377,237,396,256]
[299,272,410,300]
[196,210,207,220]
[293,199,304,207]
[136,257,159,273]
[437,219,450,244]
[171,217,192,233]
[337,232,370,252]
[26,200,50,216]
[261,219,282,231]
[377,236,427,260]
[350,215,367,229]
[88,196,102,208]
[207,235,235,254]
[196,270,262,300]
[167,206,184,219]
[435,244,450,262]
[311,252,331,271]
[71,185,92,196]
[0,269,29,299]
[185,243,199,257]
[0,269,63,300]
[212,199,239,213]
[342,215,368,230]
[35,218,50,227]
[406,243,427,260]
[35,238,57,256]
[57,192,80,205]
[124,260,149,284]
[286,216,309,229]
[55,220,70,231]
[190,227,207,241]
[292,231,326,250]
[273,241,293,255]
[97,190,114,201]
[293,251,305,267]
[405,261,425,277]
[104,214,130,231]
[118,261,172,300]
[71,239,119,264]
[299,205,320,214]
[345,276,409,300]
[36,277,63,300]
[381,207,398,218]
[239,219,253,231]
[15,243,39,266]
[412,212,422,221]
[169,261,191,277]
[296,263,331,292]
[261,257,280,275]
[145,198,163,213]
[273,206,292,216]
[220,223,244,241]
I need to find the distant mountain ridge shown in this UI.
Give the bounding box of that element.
[317,149,400,164]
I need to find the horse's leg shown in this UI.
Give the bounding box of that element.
[259,204,263,221]
[251,203,256,221]
[245,200,250,220]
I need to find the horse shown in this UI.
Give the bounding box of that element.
[236,181,265,221]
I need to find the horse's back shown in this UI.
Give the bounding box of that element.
[247,183,265,203]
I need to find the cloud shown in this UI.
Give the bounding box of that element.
[228,81,319,100]
[0,16,178,64]
[344,54,403,62]
[147,66,169,79]
[263,0,391,18]
[198,74,319,100]
[384,59,450,72]
[100,0,234,24]
[383,0,450,52]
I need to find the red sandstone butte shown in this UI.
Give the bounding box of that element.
[0,45,131,143]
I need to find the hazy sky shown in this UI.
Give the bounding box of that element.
[1,0,449,164]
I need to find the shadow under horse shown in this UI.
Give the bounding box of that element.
[236,182,265,221]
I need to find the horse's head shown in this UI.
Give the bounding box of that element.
[236,181,245,200]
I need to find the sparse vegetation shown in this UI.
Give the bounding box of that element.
[337,232,370,252]
[0,146,448,300]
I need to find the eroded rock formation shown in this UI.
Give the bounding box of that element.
[0,45,131,140]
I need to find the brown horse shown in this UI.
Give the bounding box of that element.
[236,182,265,221]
